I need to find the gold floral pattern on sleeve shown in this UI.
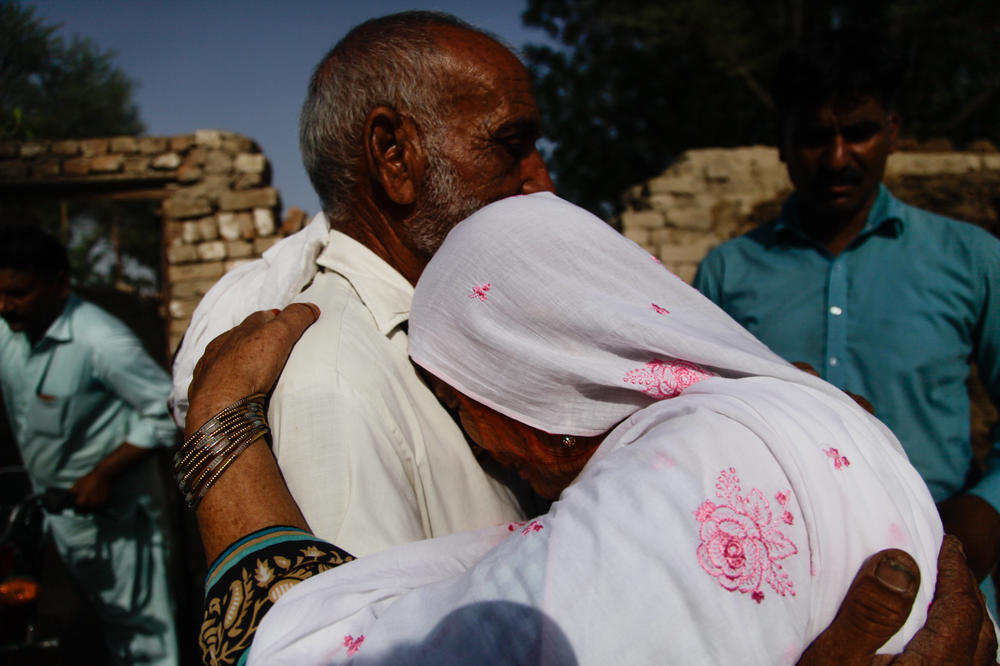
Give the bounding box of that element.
[200,539,354,665]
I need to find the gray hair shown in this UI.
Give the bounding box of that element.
[299,11,499,224]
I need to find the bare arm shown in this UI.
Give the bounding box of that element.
[185,304,319,563]
[938,494,1000,583]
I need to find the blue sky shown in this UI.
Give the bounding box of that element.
[27,0,557,217]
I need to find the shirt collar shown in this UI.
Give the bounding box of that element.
[315,228,413,336]
[775,184,904,243]
[38,295,77,346]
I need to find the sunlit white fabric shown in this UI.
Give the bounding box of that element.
[169,212,330,426]
[249,193,944,664]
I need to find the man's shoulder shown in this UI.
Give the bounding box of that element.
[902,201,995,234]
[701,218,781,264]
[278,271,406,391]
[66,298,136,343]
[895,199,1000,257]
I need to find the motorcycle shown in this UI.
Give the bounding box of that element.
[0,466,72,657]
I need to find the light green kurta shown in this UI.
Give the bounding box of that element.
[0,295,179,665]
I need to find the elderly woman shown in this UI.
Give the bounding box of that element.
[183,194,993,664]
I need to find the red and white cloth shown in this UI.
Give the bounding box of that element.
[248,193,943,664]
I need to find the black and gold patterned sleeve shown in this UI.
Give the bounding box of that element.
[199,526,355,665]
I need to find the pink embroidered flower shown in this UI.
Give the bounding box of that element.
[774,491,794,524]
[623,358,713,399]
[823,447,850,470]
[507,521,526,532]
[343,634,364,656]
[468,283,491,301]
[521,520,544,535]
[649,303,670,315]
[695,468,798,603]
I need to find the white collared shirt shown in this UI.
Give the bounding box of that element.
[269,229,523,555]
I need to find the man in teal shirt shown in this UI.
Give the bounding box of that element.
[694,32,1000,595]
[0,225,178,664]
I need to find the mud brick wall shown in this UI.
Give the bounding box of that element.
[620,146,1000,283]
[0,130,308,352]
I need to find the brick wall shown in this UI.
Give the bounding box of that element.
[620,146,1000,283]
[0,130,307,353]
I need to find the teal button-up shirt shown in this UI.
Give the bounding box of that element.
[694,186,1000,509]
[0,295,176,491]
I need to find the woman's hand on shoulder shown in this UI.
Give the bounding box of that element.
[186,304,320,437]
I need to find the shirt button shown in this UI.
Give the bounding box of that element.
[829,306,843,316]
[833,263,844,272]
[829,356,839,367]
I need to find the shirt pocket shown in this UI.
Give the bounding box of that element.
[28,394,68,437]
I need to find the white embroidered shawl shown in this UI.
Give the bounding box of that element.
[248,193,942,664]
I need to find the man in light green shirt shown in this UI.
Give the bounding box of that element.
[0,225,178,665]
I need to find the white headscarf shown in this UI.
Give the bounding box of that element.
[409,191,851,437]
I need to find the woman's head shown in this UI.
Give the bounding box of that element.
[409,193,831,491]
[425,372,601,498]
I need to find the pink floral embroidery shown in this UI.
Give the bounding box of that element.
[623,358,713,399]
[507,521,526,532]
[469,283,491,301]
[343,634,364,656]
[823,447,850,470]
[695,468,798,604]
[521,520,544,535]
[652,452,676,470]
[775,491,794,525]
[649,303,670,315]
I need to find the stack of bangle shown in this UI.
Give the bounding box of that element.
[174,393,269,510]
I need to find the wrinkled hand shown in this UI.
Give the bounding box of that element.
[186,304,320,437]
[70,467,112,510]
[797,535,996,665]
[939,493,1000,583]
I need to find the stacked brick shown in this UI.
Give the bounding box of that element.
[620,145,1000,284]
[0,129,309,352]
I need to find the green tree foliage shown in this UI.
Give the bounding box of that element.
[1,2,143,140]
[1,3,156,297]
[522,0,1000,217]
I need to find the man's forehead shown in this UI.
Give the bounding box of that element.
[432,27,529,84]
[0,267,61,290]
[788,96,889,125]
[0,268,36,287]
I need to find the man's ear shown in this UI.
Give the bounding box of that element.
[364,106,424,206]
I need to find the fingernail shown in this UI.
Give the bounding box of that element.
[946,534,967,558]
[270,308,281,315]
[875,556,917,593]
